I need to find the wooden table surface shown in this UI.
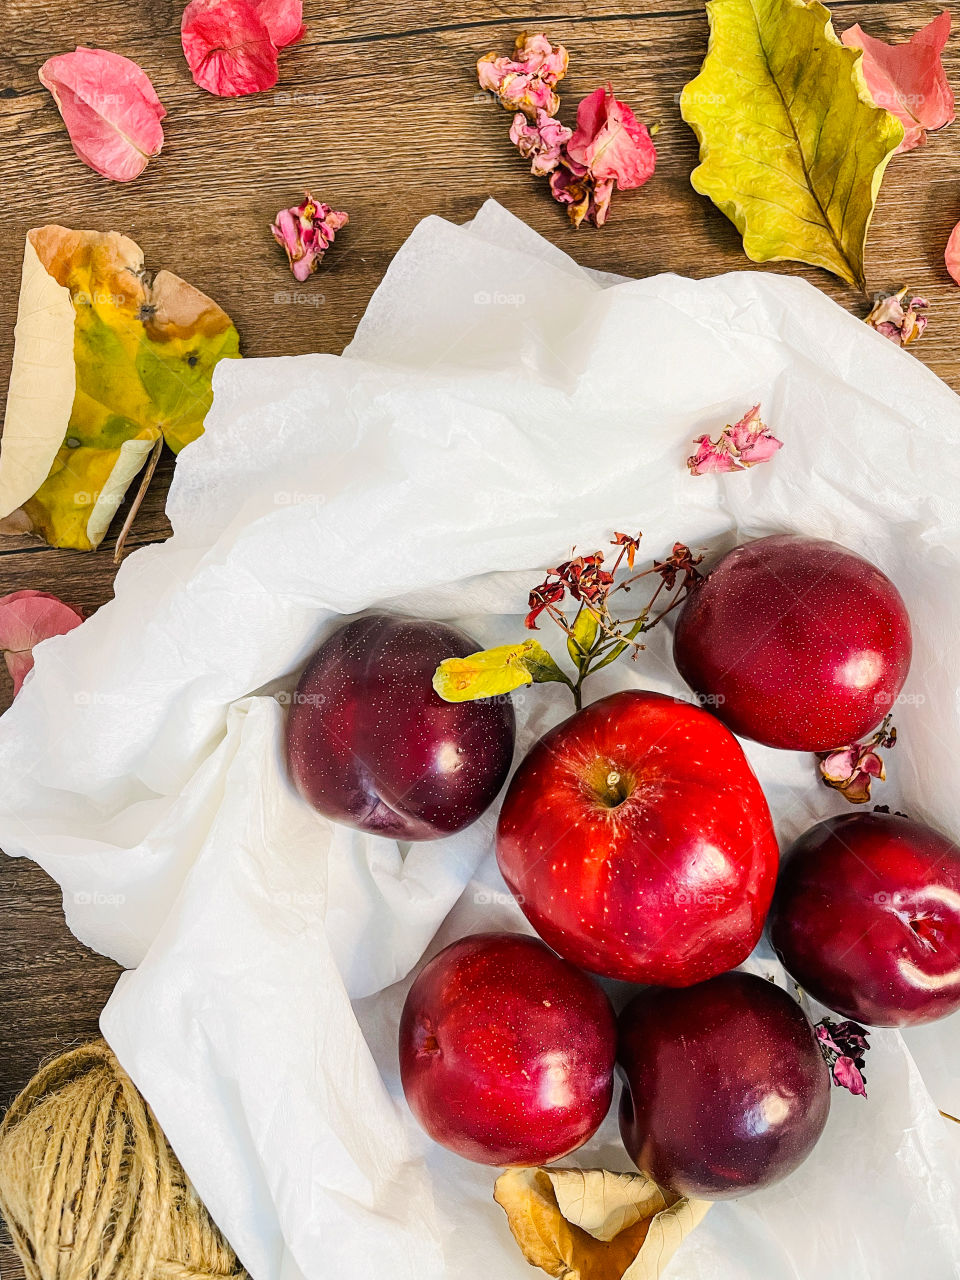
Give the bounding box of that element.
[1,0,958,1271]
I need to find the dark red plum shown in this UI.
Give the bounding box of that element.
[284,613,515,840]
[673,534,912,752]
[618,971,830,1199]
[399,932,616,1166]
[769,811,960,1028]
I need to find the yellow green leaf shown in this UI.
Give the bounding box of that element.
[0,226,240,550]
[680,0,904,289]
[494,1166,711,1280]
[567,606,600,666]
[433,639,564,702]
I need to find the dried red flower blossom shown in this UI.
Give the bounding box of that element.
[611,532,642,570]
[518,533,702,706]
[477,33,569,118]
[271,193,348,281]
[651,543,704,592]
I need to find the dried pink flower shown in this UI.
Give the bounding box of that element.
[509,109,572,176]
[687,405,782,475]
[0,590,84,695]
[547,87,656,228]
[817,716,896,805]
[271,193,348,281]
[477,33,569,118]
[815,1018,870,1097]
[565,86,657,190]
[548,165,614,228]
[865,287,929,346]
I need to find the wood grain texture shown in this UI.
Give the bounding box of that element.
[0,1,957,1273]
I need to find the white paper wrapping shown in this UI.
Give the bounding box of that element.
[2,201,960,1279]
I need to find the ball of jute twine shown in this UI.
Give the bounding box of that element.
[0,1040,247,1280]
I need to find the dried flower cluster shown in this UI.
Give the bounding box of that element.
[478,35,656,227]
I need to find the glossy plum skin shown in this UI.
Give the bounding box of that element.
[673,534,912,752]
[496,690,779,987]
[769,812,960,1028]
[399,932,617,1166]
[618,972,831,1200]
[285,614,515,840]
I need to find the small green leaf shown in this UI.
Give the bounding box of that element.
[567,607,600,668]
[433,639,565,703]
[590,617,647,673]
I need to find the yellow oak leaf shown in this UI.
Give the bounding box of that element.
[0,226,240,551]
[433,639,564,702]
[680,0,904,289]
[494,1167,711,1280]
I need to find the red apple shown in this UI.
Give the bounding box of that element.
[618,971,831,1199]
[769,811,960,1027]
[496,689,779,986]
[399,932,616,1165]
[284,613,515,840]
[673,534,912,752]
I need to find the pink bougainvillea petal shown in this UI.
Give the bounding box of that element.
[0,590,84,696]
[271,193,348,281]
[842,11,955,152]
[181,0,279,97]
[254,0,305,49]
[564,86,657,189]
[947,222,960,284]
[687,434,740,474]
[38,47,166,182]
[832,1055,868,1096]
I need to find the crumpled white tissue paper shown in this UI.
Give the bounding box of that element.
[2,200,960,1280]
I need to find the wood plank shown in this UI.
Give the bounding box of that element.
[1,1,957,1273]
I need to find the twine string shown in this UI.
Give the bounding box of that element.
[0,1041,247,1280]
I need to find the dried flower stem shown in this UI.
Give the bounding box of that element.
[525,534,703,709]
